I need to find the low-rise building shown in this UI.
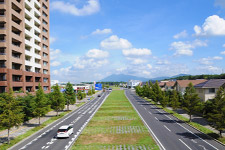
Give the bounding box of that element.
[194,79,225,102]
[174,79,207,95]
[164,81,176,91]
[127,80,141,89]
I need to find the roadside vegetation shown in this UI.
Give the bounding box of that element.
[135,81,225,144]
[72,90,159,150]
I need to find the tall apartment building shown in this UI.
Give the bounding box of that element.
[0,0,50,94]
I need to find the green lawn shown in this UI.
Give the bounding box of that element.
[72,90,159,150]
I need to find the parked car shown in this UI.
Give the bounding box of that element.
[98,94,101,97]
[57,125,73,138]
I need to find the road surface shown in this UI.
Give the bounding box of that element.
[125,89,225,150]
[10,91,110,150]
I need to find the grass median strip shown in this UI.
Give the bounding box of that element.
[72,90,159,150]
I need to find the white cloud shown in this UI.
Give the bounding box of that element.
[86,49,109,58]
[51,61,61,67]
[50,37,56,44]
[194,15,225,36]
[147,64,152,69]
[51,0,100,16]
[170,40,207,56]
[50,49,61,60]
[100,35,132,50]
[215,0,225,8]
[173,30,188,39]
[143,70,150,76]
[221,51,225,55]
[122,48,152,57]
[197,65,221,74]
[223,44,225,47]
[156,60,170,65]
[126,58,147,65]
[92,29,112,35]
[73,57,108,69]
[197,56,223,65]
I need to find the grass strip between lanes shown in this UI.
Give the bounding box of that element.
[0,103,87,150]
[143,97,225,144]
[72,90,159,150]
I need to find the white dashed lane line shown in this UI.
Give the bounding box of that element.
[179,139,192,150]
[163,125,171,132]
[155,117,159,121]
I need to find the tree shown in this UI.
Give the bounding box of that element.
[170,90,180,110]
[0,88,24,144]
[51,84,65,116]
[87,89,92,96]
[207,87,225,137]
[153,81,162,103]
[160,95,169,108]
[183,83,201,122]
[64,82,76,111]
[92,86,95,94]
[33,84,49,125]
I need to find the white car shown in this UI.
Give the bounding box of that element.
[57,125,73,138]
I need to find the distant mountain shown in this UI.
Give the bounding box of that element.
[99,74,191,82]
[99,74,149,82]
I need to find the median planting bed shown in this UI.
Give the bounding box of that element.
[72,90,159,150]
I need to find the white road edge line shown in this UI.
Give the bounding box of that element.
[163,125,171,132]
[179,139,192,150]
[125,90,166,150]
[155,117,159,121]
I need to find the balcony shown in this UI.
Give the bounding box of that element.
[0,60,6,68]
[0,73,6,81]
[26,76,32,82]
[12,75,22,82]
[12,14,22,26]
[35,77,41,82]
[12,2,22,15]
[12,62,22,70]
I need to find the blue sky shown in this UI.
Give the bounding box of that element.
[49,0,225,82]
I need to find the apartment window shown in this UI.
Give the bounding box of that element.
[12,63,21,70]
[26,86,32,92]
[0,9,5,16]
[42,11,47,17]
[42,19,48,25]
[42,4,47,10]
[43,61,48,66]
[34,2,40,10]
[43,44,48,50]
[25,45,31,51]
[25,65,32,72]
[35,67,40,73]
[34,12,40,19]
[0,0,5,4]
[209,88,215,93]
[42,36,47,41]
[12,2,21,14]
[42,28,47,33]
[12,75,22,82]
[25,14,31,22]
[12,14,22,25]
[35,77,41,82]
[35,49,40,55]
[13,87,23,92]
[0,34,5,42]
[43,86,48,91]
[16,0,21,3]
[43,78,48,83]
[34,30,40,37]
[26,76,32,82]
[25,55,31,61]
[12,26,21,36]
[35,21,40,28]
[25,34,31,41]
[12,38,21,47]
[35,58,40,64]
[12,51,21,58]
[0,73,6,81]
[25,3,31,12]
[0,86,6,93]
[0,60,6,68]
[43,69,48,74]
[43,52,48,57]
[25,24,31,31]
[0,47,5,55]
[0,22,5,29]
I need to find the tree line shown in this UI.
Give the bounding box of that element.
[0,82,77,144]
[167,73,225,80]
[135,81,225,137]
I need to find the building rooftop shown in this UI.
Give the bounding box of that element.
[194,79,225,88]
[176,80,207,88]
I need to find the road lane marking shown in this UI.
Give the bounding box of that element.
[164,125,171,132]
[199,145,207,150]
[191,139,197,143]
[148,111,152,115]
[144,107,147,110]
[179,139,192,150]
[155,117,159,121]
[125,91,166,150]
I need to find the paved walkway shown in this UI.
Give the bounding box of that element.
[0,91,101,145]
[167,107,225,137]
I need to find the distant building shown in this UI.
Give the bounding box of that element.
[51,80,59,86]
[195,79,225,102]
[127,80,141,89]
[164,81,176,91]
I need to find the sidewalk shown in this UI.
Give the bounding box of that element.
[0,91,101,145]
[166,107,225,137]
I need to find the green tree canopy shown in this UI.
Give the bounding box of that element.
[64,82,76,111]
[51,84,65,116]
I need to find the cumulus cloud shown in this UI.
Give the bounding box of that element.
[173,30,188,39]
[156,60,170,65]
[197,56,223,65]
[170,40,207,56]
[197,65,221,74]
[143,70,151,76]
[51,61,61,67]
[215,0,225,8]
[122,48,152,57]
[194,15,225,36]
[86,49,109,58]
[100,35,132,50]
[51,0,100,16]
[73,57,108,69]
[50,49,61,60]
[221,51,225,55]
[147,64,152,69]
[92,29,112,35]
[126,58,147,65]
[50,37,56,44]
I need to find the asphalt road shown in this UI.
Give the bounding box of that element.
[10,91,110,150]
[125,89,225,150]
